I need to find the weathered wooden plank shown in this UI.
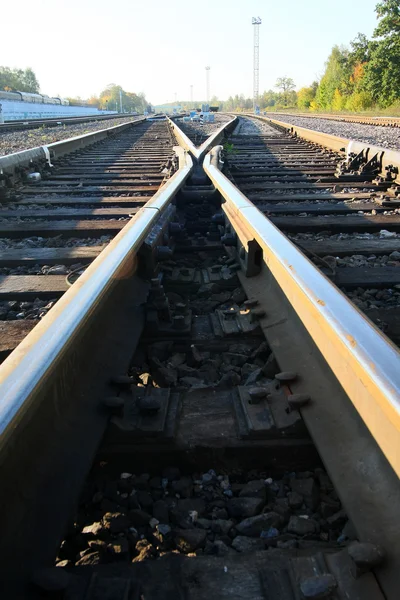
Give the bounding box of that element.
[296,238,400,257]
[240,182,388,191]
[272,215,400,232]
[0,220,126,237]
[0,207,137,219]
[0,320,36,358]
[12,196,150,205]
[247,193,376,202]
[0,275,68,299]
[20,185,160,194]
[329,267,400,289]
[0,247,103,266]
[260,202,385,215]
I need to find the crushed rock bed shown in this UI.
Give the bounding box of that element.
[346,287,400,310]
[175,114,232,145]
[233,117,281,137]
[265,114,400,151]
[57,467,351,567]
[0,298,57,320]
[323,252,400,269]
[0,116,142,157]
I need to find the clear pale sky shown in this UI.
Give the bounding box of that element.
[2,0,380,104]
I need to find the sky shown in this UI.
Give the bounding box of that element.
[2,0,380,104]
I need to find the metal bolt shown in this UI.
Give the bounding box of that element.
[288,394,311,409]
[229,263,241,272]
[175,302,187,313]
[173,315,186,329]
[248,387,268,404]
[348,542,385,578]
[244,299,258,308]
[275,371,297,382]
[26,172,41,183]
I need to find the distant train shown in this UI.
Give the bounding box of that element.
[0,90,69,105]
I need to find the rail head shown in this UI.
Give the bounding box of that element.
[168,115,237,161]
[0,147,193,448]
[204,145,400,478]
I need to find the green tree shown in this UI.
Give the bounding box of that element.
[98,84,149,112]
[297,86,316,109]
[315,46,351,109]
[260,89,279,108]
[0,66,40,93]
[363,0,400,106]
[275,77,295,106]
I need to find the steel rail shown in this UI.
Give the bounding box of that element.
[249,114,400,177]
[204,145,400,478]
[0,117,147,186]
[0,113,140,132]
[168,116,237,160]
[0,147,193,448]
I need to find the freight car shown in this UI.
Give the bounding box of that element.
[0,90,69,105]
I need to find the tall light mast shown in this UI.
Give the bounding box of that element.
[252,17,261,112]
[205,66,210,104]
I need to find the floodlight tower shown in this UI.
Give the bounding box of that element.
[205,66,210,104]
[252,17,262,112]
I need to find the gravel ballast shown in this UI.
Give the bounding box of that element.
[0,116,142,157]
[56,466,351,567]
[264,114,400,151]
[174,114,232,145]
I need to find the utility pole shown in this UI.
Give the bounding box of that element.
[205,66,210,104]
[119,89,123,113]
[252,17,262,112]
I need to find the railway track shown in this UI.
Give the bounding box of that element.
[0,118,177,358]
[0,114,399,599]
[224,116,400,346]
[0,113,140,133]
[267,111,400,128]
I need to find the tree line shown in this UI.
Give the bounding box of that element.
[67,84,150,112]
[0,66,40,94]
[222,0,400,113]
[0,69,150,112]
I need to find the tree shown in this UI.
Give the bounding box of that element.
[275,77,295,106]
[375,0,400,36]
[363,0,400,106]
[260,89,279,108]
[314,46,351,109]
[21,68,40,93]
[297,86,316,109]
[349,33,370,64]
[0,66,40,93]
